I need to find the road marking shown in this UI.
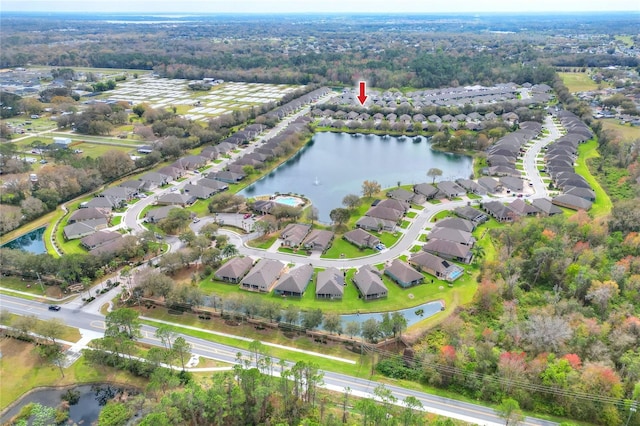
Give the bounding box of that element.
[90,320,106,330]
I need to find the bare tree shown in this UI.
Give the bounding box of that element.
[524,314,572,354]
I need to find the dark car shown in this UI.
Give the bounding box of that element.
[48,305,61,311]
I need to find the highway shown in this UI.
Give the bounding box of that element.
[0,294,557,426]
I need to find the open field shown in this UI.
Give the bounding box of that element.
[558,72,600,92]
[0,339,147,411]
[600,118,640,142]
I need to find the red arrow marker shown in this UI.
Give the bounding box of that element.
[356,81,368,105]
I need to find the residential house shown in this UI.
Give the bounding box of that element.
[119,180,148,192]
[482,201,517,222]
[183,184,216,199]
[156,193,196,206]
[422,239,473,264]
[365,206,403,222]
[140,172,171,189]
[386,188,416,204]
[565,186,596,202]
[99,187,137,201]
[145,205,181,223]
[437,181,465,198]
[302,229,335,253]
[409,251,464,282]
[85,196,123,212]
[429,227,475,246]
[196,178,229,193]
[63,222,97,240]
[413,183,439,200]
[214,257,254,283]
[80,230,121,251]
[552,194,593,211]
[477,177,502,193]
[456,179,487,196]
[343,228,380,249]
[252,200,276,215]
[377,198,410,213]
[68,207,108,224]
[530,198,563,216]
[173,155,208,170]
[273,265,314,297]
[240,259,285,292]
[280,223,312,248]
[157,166,183,180]
[509,199,539,216]
[454,206,488,223]
[434,217,475,233]
[316,268,345,300]
[353,265,388,300]
[384,259,424,288]
[499,176,524,192]
[355,216,396,232]
[209,170,245,183]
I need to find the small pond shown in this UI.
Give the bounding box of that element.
[1,227,47,254]
[332,299,444,330]
[0,384,133,425]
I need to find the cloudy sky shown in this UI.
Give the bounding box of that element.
[2,0,638,13]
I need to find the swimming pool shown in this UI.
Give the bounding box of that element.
[274,196,304,207]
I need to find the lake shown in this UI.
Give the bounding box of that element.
[1,227,47,254]
[240,132,473,222]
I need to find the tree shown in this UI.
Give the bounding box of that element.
[158,208,191,234]
[155,324,179,351]
[427,167,443,184]
[345,321,361,339]
[362,180,381,198]
[323,312,342,335]
[284,305,299,325]
[401,395,423,426]
[361,318,381,343]
[37,318,65,345]
[342,194,361,210]
[301,308,323,330]
[105,308,141,339]
[35,343,66,377]
[172,336,192,371]
[97,150,135,181]
[20,197,47,221]
[496,398,524,426]
[586,279,619,314]
[98,401,132,426]
[306,206,319,225]
[329,208,350,227]
[524,314,572,354]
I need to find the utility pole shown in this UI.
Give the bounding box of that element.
[36,272,45,294]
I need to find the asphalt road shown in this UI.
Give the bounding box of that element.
[0,294,557,426]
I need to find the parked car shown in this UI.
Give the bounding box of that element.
[193,218,200,223]
[48,305,61,311]
[375,243,386,251]
[243,213,252,219]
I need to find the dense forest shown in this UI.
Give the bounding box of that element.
[375,202,640,425]
[1,13,637,88]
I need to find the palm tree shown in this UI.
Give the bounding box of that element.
[221,244,239,258]
[471,245,485,264]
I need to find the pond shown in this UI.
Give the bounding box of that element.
[0,384,132,425]
[334,299,445,330]
[240,132,473,222]
[1,227,47,254]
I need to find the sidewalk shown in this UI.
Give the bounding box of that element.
[141,316,357,365]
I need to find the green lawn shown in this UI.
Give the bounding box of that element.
[406,211,417,218]
[111,216,123,226]
[431,210,454,222]
[467,193,482,200]
[322,237,376,259]
[575,140,613,218]
[247,234,278,249]
[558,72,599,93]
[400,220,410,229]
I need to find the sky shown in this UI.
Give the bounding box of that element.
[1,0,639,13]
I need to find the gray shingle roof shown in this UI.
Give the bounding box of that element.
[215,257,254,281]
[273,264,313,295]
[316,267,345,298]
[353,265,387,297]
[384,259,423,284]
[241,259,285,290]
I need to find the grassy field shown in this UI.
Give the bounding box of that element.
[575,140,613,218]
[601,119,640,142]
[558,72,599,92]
[0,313,81,342]
[0,339,147,411]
